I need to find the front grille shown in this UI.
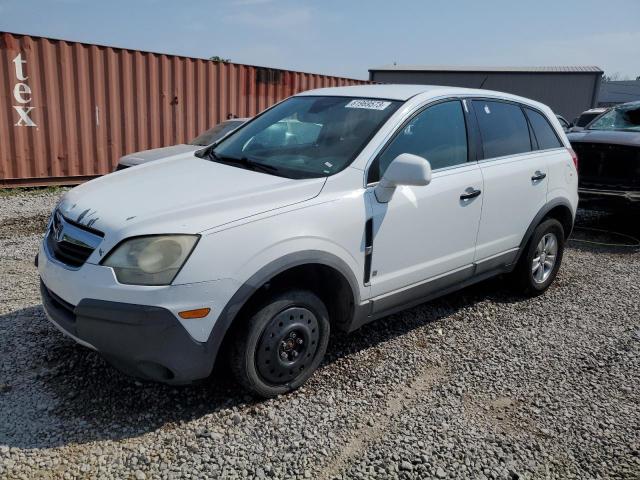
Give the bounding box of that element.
[573,142,640,191]
[46,211,103,268]
[46,233,93,267]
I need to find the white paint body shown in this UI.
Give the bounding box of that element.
[39,85,578,344]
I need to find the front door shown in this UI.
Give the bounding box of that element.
[365,100,483,305]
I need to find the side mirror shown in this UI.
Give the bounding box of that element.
[374,153,432,203]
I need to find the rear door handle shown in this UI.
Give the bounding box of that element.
[460,188,482,200]
[531,171,547,181]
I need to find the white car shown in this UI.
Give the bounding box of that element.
[38,85,578,397]
[116,118,248,170]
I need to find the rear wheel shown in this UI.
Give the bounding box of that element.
[512,218,565,296]
[229,289,330,398]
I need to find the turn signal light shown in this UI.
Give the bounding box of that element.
[178,308,211,319]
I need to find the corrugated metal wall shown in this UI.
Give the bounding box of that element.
[370,70,602,122]
[0,32,367,187]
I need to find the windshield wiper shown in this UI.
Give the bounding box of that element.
[208,151,279,174]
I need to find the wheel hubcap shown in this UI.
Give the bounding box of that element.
[256,306,320,384]
[532,232,558,284]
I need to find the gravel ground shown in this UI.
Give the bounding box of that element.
[0,189,638,479]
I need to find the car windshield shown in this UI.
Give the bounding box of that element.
[210,96,402,178]
[189,120,245,146]
[587,103,640,132]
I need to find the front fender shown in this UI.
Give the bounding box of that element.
[201,249,363,368]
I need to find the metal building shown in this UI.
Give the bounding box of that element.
[598,80,640,107]
[0,31,367,187]
[369,65,603,121]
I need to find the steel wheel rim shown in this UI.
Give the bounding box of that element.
[256,306,320,385]
[532,232,558,284]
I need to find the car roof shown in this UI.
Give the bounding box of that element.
[295,84,546,106]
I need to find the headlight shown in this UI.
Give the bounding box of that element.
[102,235,199,285]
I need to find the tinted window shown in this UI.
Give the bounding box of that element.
[526,109,563,150]
[473,100,531,159]
[369,100,468,182]
[575,112,600,127]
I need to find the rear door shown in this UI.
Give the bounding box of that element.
[471,99,548,263]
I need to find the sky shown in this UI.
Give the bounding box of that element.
[1,0,639,80]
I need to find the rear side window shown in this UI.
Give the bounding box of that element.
[473,100,531,159]
[368,100,468,182]
[525,109,563,150]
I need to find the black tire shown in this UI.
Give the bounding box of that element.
[512,218,565,296]
[229,289,330,398]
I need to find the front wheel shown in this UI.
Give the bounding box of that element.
[512,218,565,296]
[229,290,330,398]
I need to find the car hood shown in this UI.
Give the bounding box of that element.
[119,144,200,165]
[567,129,640,147]
[57,156,326,236]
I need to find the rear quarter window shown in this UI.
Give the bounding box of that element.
[525,108,563,150]
[472,100,531,159]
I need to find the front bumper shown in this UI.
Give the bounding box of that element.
[40,280,215,383]
[38,239,241,383]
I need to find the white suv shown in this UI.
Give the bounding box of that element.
[38,85,578,397]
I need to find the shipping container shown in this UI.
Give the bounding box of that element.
[0,32,368,187]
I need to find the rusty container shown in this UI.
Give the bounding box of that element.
[0,32,367,187]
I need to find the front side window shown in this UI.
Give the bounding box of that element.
[473,100,531,159]
[588,103,640,132]
[368,100,468,183]
[211,96,401,178]
[526,109,563,150]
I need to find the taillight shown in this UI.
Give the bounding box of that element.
[568,148,578,170]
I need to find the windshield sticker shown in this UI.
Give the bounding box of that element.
[484,104,491,114]
[345,99,392,110]
[324,161,333,168]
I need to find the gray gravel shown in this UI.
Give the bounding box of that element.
[1,189,639,479]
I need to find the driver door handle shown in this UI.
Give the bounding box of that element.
[460,188,482,200]
[531,171,547,181]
